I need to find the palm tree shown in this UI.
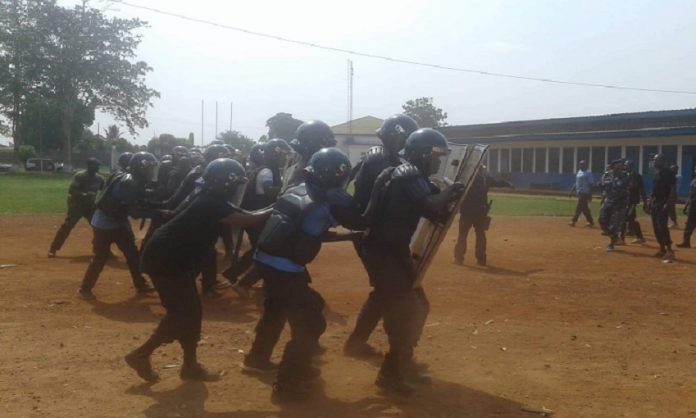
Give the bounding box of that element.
[104,125,123,141]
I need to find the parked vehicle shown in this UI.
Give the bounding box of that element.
[25,158,64,172]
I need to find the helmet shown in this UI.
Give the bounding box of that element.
[263,138,294,167]
[200,158,247,197]
[248,144,265,167]
[402,128,450,175]
[223,144,240,158]
[376,114,419,154]
[652,153,666,170]
[304,147,351,189]
[161,154,173,162]
[189,147,203,155]
[625,160,634,171]
[294,120,336,158]
[172,146,189,160]
[117,152,133,171]
[85,157,101,172]
[208,139,224,146]
[204,144,232,163]
[128,152,159,181]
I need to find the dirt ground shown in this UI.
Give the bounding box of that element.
[1,214,696,418]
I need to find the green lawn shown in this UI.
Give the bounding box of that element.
[0,174,603,217]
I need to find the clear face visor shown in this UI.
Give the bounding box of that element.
[226,176,249,206]
[428,147,451,175]
[140,160,159,182]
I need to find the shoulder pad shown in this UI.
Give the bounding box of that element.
[391,163,421,179]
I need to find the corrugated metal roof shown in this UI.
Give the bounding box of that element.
[332,116,383,135]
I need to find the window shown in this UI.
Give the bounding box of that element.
[500,149,510,173]
[549,148,560,173]
[643,145,658,174]
[607,146,622,162]
[535,148,546,173]
[489,149,499,173]
[562,147,575,173]
[522,148,534,173]
[591,146,606,174]
[511,148,521,172]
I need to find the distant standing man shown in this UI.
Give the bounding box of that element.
[569,160,594,227]
[453,166,513,266]
[649,154,677,260]
[676,165,696,248]
[48,158,104,257]
[599,159,629,251]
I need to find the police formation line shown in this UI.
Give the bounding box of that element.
[46,115,696,403]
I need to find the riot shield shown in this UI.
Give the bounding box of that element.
[279,152,301,194]
[410,143,489,288]
[226,180,249,263]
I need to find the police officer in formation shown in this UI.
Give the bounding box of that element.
[228,138,295,298]
[78,152,159,299]
[649,154,677,260]
[599,159,629,251]
[623,160,647,244]
[286,120,337,188]
[677,165,696,248]
[48,158,104,257]
[359,128,465,396]
[242,148,363,402]
[453,165,513,266]
[343,114,419,357]
[127,158,271,382]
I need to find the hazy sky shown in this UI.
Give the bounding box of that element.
[13,0,696,145]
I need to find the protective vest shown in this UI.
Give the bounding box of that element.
[257,184,322,265]
[95,172,131,220]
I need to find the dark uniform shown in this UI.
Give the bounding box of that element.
[126,158,252,383]
[623,165,647,242]
[454,171,511,265]
[677,175,696,248]
[650,157,677,258]
[599,164,629,249]
[243,148,360,403]
[48,162,104,256]
[78,153,159,299]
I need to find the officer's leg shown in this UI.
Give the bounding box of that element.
[345,290,384,354]
[246,266,288,365]
[79,228,113,294]
[679,211,696,246]
[377,288,418,396]
[237,264,262,288]
[49,206,83,254]
[454,216,473,263]
[276,275,326,392]
[113,225,149,291]
[473,218,487,265]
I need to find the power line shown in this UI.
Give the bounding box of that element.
[110,0,696,95]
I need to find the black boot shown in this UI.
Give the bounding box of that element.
[376,351,413,397]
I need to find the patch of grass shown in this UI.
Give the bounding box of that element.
[0,174,72,214]
[488,192,601,217]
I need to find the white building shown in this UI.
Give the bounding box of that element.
[332,116,383,166]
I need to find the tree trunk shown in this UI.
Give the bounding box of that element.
[60,95,74,170]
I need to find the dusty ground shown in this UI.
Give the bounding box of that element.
[1,214,696,418]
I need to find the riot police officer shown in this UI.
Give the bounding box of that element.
[285,120,337,188]
[623,160,647,244]
[360,129,464,396]
[126,158,271,382]
[599,159,629,251]
[243,148,362,403]
[344,114,418,357]
[48,158,105,257]
[649,154,677,260]
[78,152,160,299]
[677,165,696,248]
[228,138,294,296]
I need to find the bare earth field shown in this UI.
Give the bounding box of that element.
[1,215,696,418]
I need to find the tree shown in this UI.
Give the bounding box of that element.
[218,130,255,154]
[0,1,159,166]
[265,112,303,141]
[402,97,448,128]
[104,125,122,142]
